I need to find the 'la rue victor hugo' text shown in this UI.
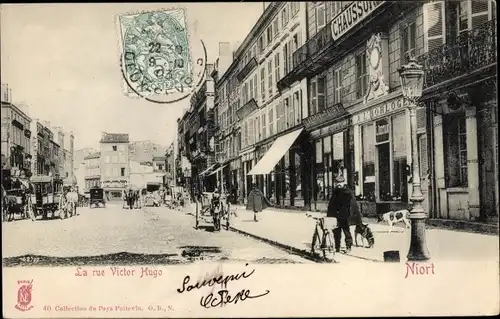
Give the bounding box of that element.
[74,266,162,278]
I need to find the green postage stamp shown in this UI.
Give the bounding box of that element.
[117,8,203,102]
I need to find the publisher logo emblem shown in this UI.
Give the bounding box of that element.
[15,280,34,311]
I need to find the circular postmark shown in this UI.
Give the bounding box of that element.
[118,9,207,104]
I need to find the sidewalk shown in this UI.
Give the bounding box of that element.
[228,206,499,263]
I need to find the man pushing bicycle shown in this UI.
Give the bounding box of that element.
[327,174,360,253]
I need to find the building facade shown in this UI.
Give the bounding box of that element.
[417,0,497,221]
[275,0,497,219]
[164,142,175,187]
[235,2,309,206]
[99,132,130,199]
[212,42,242,201]
[84,151,101,191]
[129,140,165,163]
[178,64,216,194]
[1,101,32,177]
[280,1,430,211]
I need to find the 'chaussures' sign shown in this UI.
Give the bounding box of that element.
[331,1,386,41]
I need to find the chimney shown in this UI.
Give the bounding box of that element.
[217,42,233,78]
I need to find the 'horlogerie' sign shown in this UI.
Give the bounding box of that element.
[331,1,386,41]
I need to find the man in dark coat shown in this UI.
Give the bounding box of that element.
[246,183,272,222]
[327,175,360,252]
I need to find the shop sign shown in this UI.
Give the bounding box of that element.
[102,180,127,189]
[310,118,350,139]
[331,1,386,41]
[352,96,410,125]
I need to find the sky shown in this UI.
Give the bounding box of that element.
[1,3,263,150]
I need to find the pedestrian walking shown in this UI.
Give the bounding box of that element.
[246,183,272,222]
[327,174,360,253]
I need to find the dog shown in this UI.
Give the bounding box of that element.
[377,209,411,233]
[354,224,375,248]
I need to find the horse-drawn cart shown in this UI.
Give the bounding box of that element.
[89,186,106,208]
[194,192,227,231]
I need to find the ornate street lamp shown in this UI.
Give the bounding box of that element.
[399,58,431,261]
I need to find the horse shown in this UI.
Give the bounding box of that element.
[3,188,30,222]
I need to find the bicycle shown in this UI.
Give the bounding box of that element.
[307,213,337,262]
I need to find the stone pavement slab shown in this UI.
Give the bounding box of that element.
[228,206,499,263]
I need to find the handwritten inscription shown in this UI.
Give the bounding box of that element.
[74,267,163,279]
[177,263,270,307]
[404,262,436,279]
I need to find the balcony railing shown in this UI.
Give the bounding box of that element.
[236,57,258,82]
[292,21,333,70]
[417,19,497,90]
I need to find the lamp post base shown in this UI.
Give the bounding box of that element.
[407,211,431,261]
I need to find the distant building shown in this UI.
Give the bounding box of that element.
[100,132,130,200]
[74,161,86,194]
[1,100,32,177]
[129,160,164,189]
[84,151,101,192]
[75,148,98,166]
[129,140,166,162]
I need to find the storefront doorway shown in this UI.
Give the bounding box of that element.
[376,142,391,200]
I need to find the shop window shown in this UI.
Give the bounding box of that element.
[444,113,468,187]
[362,124,375,200]
[293,151,302,200]
[356,52,368,99]
[401,21,416,63]
[391,114,408,201]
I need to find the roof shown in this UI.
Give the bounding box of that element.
[100,132,129,143]
[84,151,101,160]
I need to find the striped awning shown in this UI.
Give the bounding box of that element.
[199,164,217,176]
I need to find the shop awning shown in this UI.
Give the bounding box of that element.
[199,164,217,176]
[208,164,227,176]
[247,128,303,176]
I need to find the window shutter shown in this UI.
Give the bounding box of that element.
[419,135,428,179]
[471,0,489,28]
[423,1,446,52]
[416,108,426,130]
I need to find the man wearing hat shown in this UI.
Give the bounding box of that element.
[327,173,359,253]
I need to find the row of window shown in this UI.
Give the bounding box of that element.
[101,167,126,177]
[85,179,101,190]
[103,154,127,164]
[85,158,100,167]
[10,126,31,153]
[241,89,303,149]
[85,167,100,176]
[240,31,302,108]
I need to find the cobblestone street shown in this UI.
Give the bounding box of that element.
[2,203,311,265]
